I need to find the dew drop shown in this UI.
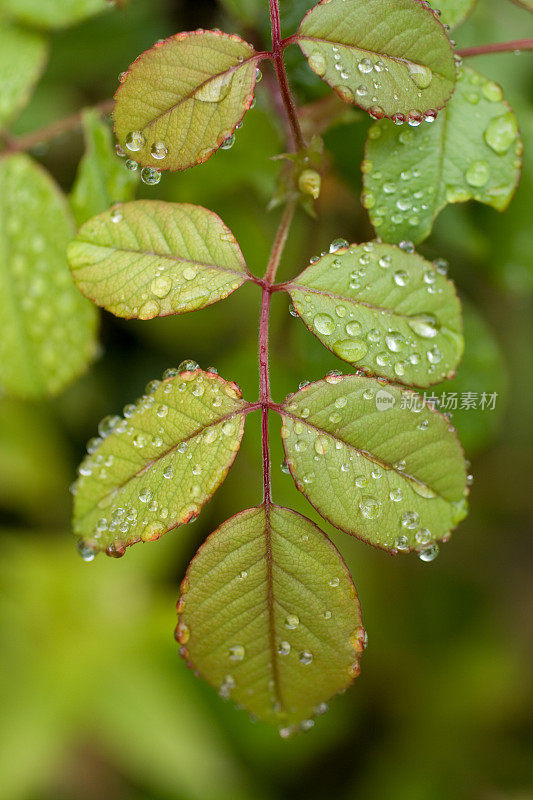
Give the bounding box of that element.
[483,112,518,155]
[330,238,349,253]
[150,275,172,298]
[125,130,145,151]
[195,73,232,102]
[150,141,168,159]
[77,540,97,561]
[299,650,314,665]
[359,496,382,519]
[308,52,326,76]
[278,641,291,655]
[333,338,368,361]
[285,614,300,630]
[138,300,160,319]
[408,313,440,338]
[465,160,490,187]
[393,270,409,287]
[314,313,335,335]
[418,543,439,562]
[229,645,246,662]
[405,61,433,89]
[141,166,161,185]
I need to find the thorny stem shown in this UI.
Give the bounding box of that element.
[269,0,306,152]
[457,39,533,58]
[0,98,114,155]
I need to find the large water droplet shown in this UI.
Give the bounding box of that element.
[125,130,145,151]
[308,52,326,76]
[408,313,440,338]
[484,113,518,155]
[150,275,172,298]
[405,60,433,89]
[195,72,232,102]
[333,338,368,361]
[359,496,382,519]
[314,313,335,335]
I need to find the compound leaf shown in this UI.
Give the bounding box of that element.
[67,200,249,319]
[0,0,108,29]
[73,368,250,556]
[113,30,259,172]
[70,108,138,226]
[0,154,97,398]
[176,504,365,731]
[0,21,48,128]
[286,241,463,387]
[296,0,456,121]
[279,375,468,554]
[363,66,522,244]
[435,0,478,29]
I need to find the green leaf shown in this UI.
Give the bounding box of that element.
[511,0,533,9]
[279,375,468,553]
[363,66,522,244]
[435,0,478,29]
[73,367,250,555]
[0,0,108,29]
[68,200,250,319]
[286,241,463,387]
[0,21,47,128]
[177,504,364,731]
[296,0,456,120]
[113,30,259,172]
[70,108,138,226]
[0,154,97,398]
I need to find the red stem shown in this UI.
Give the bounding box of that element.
[259,200,296,505]
[269,0,306,151]
[457,39,533,58]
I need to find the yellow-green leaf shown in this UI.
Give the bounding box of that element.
[0,154,97,398]
[286,241,463,387]
[436,0,477,29]
[113,30,259,172]
[177,505,365,732]
[67,200,249,319]
[296,0,456,121]
[73,367,251,556]
[279,375,468,554]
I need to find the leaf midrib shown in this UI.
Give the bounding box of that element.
[75,240,250,280]
[296,35,452,84]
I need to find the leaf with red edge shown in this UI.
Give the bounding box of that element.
[295,0,456,122]
[67,200,250,319]
[73,367,252,557]
[113,30,260,172]
[176,504,365,733]
[278,374,468,555]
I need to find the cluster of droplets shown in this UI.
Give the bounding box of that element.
[294,242,452,380]
[307,45,437,123]
[364,70,521,234]
[281,377,470,560]
[74,362,242,559]
[100,207,242,319]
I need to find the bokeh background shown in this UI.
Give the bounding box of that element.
[1,1,532,798]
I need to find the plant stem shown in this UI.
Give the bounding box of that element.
[457,39,533,58]
[269,0,306,151]
[259,200,296,504]
[1,98,114,155]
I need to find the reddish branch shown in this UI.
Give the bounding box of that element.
[457,39,533,58]
[1,98,114,155]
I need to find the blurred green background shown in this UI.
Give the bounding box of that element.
[1,1,532,798]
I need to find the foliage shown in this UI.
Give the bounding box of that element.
[0,0,531,749]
